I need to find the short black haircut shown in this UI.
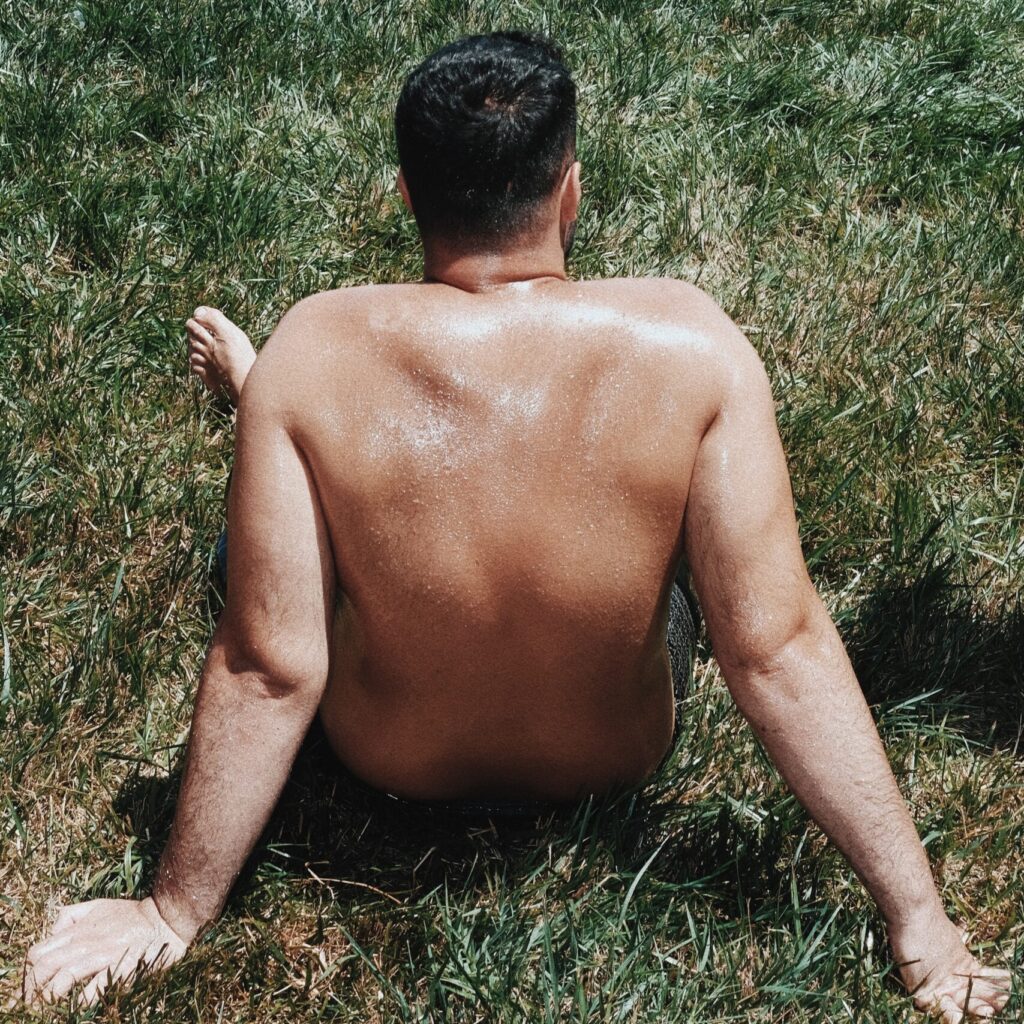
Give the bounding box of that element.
[395,31,576,245]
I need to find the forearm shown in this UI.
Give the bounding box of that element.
[151,635,323,942]
[721,619,945,929]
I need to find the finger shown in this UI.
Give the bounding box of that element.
[22,960,46,1004]
[25,962,86,1007]
[186,339,211,361]
[966,988,1011,1014]
[77,942,151,1006]
[27,930,72,962]
[936,966,1012,992]
[150,937,185,969]
[936,990,1001,1024]
[38,964,104,1005]
[23,936,75,997]
[189,354,209,370]
[76,965,126,1008]
[968,977,1014,1000]
[970,966,1012,984]
[77,971,113,1008]
[52,902,102,934]
[938,993,965,1024]
[941,976,1013,1007]
[29,939,131,1007]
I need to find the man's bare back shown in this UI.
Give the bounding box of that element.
[24,31,1011,1021]
[285,277,713,801]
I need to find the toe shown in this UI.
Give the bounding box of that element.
[187,339,212,363]
[190,358,212,387]
[186,319,215,347]
[194,306,231,333]
[195,306,251,347]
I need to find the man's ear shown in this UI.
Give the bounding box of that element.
[559,160,581,225]
[397,168,413,213]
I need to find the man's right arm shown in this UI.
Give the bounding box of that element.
[21,303,337,1007]
[679,291,1011,1023]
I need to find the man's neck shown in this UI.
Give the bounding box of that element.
[421,230,568,293]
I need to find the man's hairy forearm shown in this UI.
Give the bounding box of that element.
[152,630,323,943]
[720,614,945,929]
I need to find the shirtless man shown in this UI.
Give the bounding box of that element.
[23,32,1011,1021]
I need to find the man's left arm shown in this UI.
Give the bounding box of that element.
[23,323,336,1006]
[679,291,1012,1022]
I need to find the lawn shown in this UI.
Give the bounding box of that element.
[1,0,1022,1020]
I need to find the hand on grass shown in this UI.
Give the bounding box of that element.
[22,897,188,1007]
[890,912,1012,1022]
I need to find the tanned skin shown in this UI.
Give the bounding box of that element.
[23,162,1011,1022]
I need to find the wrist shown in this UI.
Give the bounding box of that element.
[884,892,949,937]
[148,888,207,946]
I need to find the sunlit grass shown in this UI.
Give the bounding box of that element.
[1,0,1021,1020]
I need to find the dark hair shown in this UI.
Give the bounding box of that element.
[395,31,576,245]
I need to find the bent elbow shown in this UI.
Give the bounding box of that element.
[216,632,329,702]
[250,663,328,702]
[715,603,833,688]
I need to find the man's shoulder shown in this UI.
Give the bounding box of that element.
[580,276,757,362]
[582,275,730,321]
[581,274,705,299]
[256,284,417,363]
[240,286,404,413]
[278,283,415,328]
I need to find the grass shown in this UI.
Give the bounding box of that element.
[1,0,1022,1019]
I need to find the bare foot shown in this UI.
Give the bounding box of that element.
[891,913,1013,1022]
[186,306,257,405]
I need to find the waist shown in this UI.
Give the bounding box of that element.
[317,671,675,804]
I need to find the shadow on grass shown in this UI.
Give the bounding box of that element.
[115,720,670,894]
[113,713,820,944]
[109,556,1020,1005]
[838,560,1024,751]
